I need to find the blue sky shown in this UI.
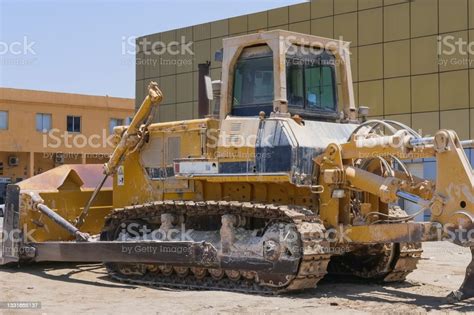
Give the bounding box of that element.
[0,0,305,98]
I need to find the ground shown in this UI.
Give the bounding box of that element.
[1,217,473,314]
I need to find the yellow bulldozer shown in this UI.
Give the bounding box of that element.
[1,30,474,301]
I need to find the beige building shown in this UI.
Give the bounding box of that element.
[0,88,134,199]
[136,0,474,142]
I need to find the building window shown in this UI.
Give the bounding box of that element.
[0,111,8,130]
[125,116,133,125]
[109,118,124,134]
[36,113,52,132]
[67,115,81,133]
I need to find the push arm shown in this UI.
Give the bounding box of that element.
[104,81,163,175]
[319,129,474,237]
[75,82,162,228]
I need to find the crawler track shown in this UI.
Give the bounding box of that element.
[327,208,423,282]
[100,201,331,294]
[383,242,423,282]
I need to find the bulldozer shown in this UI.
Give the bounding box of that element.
[1,30,474,301]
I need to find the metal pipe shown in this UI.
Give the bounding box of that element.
[75,174,109,228]
[409,137,434,147]
[409,137,474,149]
[396,191,431,208]
[198,62,211,118]
[36,203,89,241]
[345,166,398,203]
[461,140,474,148]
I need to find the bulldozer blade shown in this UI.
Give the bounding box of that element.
[447,247,474,302]
[0,185,21,265]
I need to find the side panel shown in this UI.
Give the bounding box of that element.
[217,117,260,173]
[199,181,316,209]
[256,119,292,173]
[113,119,219,208]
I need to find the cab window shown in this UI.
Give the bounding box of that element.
[305,65,336,111]
[233,45,274,108]
[286,46,337,113]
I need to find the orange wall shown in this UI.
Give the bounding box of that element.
[0,152,30,181]
[0,88,134,155]
[0,88,135,180]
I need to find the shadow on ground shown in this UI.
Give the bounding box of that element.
[1,263,473,312]
[291,278,474,313]
[0,262,136,289]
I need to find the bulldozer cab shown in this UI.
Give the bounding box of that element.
[219,30,356,122]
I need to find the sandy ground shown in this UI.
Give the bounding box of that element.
[1,217,474,314]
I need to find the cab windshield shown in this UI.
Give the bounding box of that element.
[286,46,337,113]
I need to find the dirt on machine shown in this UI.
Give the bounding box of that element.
[1,30,474,301]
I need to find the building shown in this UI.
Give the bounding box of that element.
[136,0,474,140]
[0,88,134,202]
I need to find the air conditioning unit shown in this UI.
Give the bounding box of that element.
[55,153,64,165]
[8,156,19,167]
